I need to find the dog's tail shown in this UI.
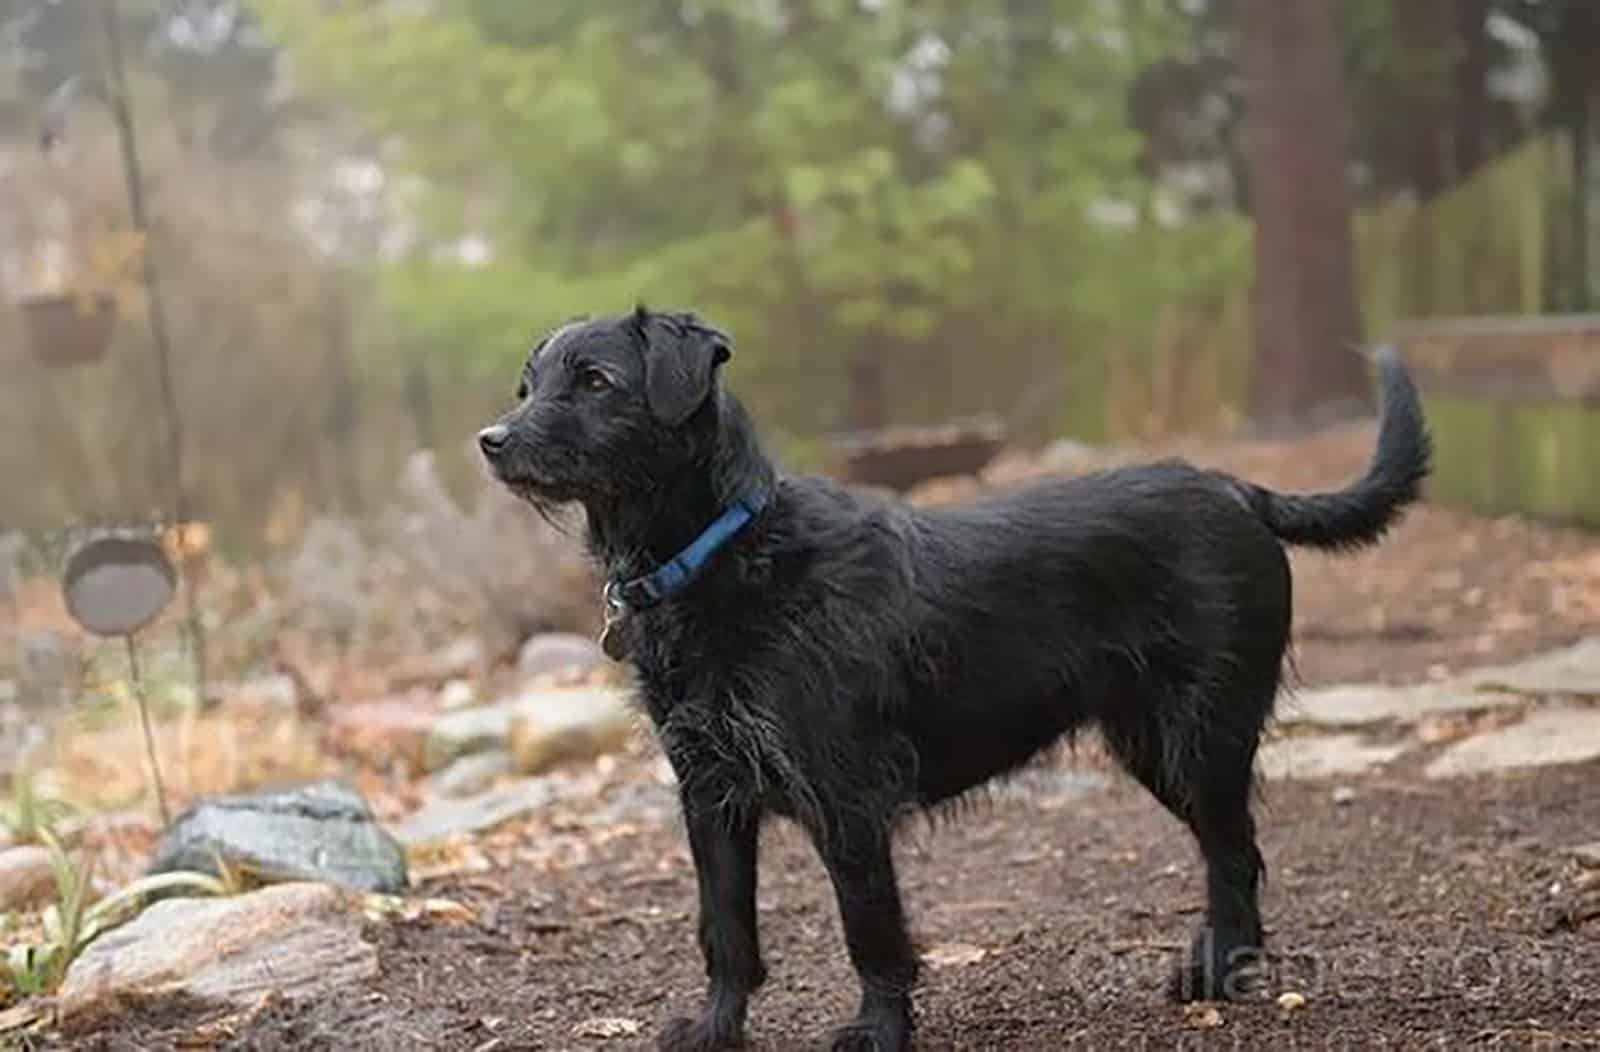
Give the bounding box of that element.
[1239,345,1432,553]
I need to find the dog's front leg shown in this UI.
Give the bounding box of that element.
[818,823,917,1052]
[658,799,764,1052]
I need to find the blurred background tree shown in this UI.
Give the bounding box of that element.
[0,0,1593,549]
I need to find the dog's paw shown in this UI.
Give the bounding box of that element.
[1168,931,1266,1003]
[657,1015,743,1052]
[828,1018,910,1052]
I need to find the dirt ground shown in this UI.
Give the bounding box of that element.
[29,422,1600,1051]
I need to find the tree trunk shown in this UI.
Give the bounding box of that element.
[847,348,888,432]
[1453,0,1491,180]
[1240,0,1369,433]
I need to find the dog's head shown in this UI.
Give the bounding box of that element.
[478,305,732,506]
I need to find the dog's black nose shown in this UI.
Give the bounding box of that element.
[477,424,511,458]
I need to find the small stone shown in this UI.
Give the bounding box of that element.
[1331,786,1356,806]
[1276,991,1307,1017]
[0,845,56,910]
[423,702,520,772]
[147,780,407,893]
[429,749,514,798]
[1183,1003,1224,1029]
[58,882,376,1018]
[439,679,476,710]
[508,687,636,775]
[518,633,607,682]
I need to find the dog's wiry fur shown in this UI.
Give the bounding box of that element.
[479,306,1432,1052]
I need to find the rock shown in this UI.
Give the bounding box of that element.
[0,845,55,909]
[429,749,514,798]
[1281,681,1517,729]
[147,780,407,893]
[423,701,520,772]
[439,679,476,710]
[1463,638,1600,698]
[1568,843,1600,869]
[1426,706,1600,778]
[1256,734,1408,780]
[58,882,377,1018]
[392,776,574,846]
[1331,785,1357,806]
[517,633,607,682]
[508,687,636,775]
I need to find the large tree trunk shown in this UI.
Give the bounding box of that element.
[1240,0,1369,432]
[1453,0,1492,180]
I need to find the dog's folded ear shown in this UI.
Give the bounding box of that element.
[632,304,733,426]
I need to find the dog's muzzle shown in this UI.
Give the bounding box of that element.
[477,424,511,460]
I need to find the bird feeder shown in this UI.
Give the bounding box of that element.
[61,531,176,638]
[60,529,176,826]
[17,290,117,369]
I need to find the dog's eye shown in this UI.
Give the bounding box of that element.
[579,368,611,393]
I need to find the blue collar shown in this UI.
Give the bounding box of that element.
[606,487,771,611]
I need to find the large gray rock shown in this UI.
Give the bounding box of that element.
[58,882,376,1018]
[147,780,407,892]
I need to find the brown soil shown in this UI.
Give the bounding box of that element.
[28,421,1600,1052]
[39,760,1600,1051]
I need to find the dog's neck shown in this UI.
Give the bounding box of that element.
[584,391,776,584]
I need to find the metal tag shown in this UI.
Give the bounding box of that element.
[599,587,631,661]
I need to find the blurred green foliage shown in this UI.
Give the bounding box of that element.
[252,0,1216,444]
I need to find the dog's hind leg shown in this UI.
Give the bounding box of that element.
[658,801,765,1052]
[813,818,917,1052]
[1102,701,1267,1002]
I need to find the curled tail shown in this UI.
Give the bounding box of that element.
[1241,345,1433,552]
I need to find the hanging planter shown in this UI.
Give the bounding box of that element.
[17,291,117,369]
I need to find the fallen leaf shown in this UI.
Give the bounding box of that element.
[1276,991,1307,1018]
[921,942,989,968]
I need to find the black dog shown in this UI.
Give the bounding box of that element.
[478,307,1430,1052]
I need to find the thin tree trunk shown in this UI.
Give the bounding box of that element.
[1240,0,1368,433]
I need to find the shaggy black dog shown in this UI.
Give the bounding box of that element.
[478,307,1431,1052]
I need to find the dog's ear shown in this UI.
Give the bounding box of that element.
[632,305,732,426]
